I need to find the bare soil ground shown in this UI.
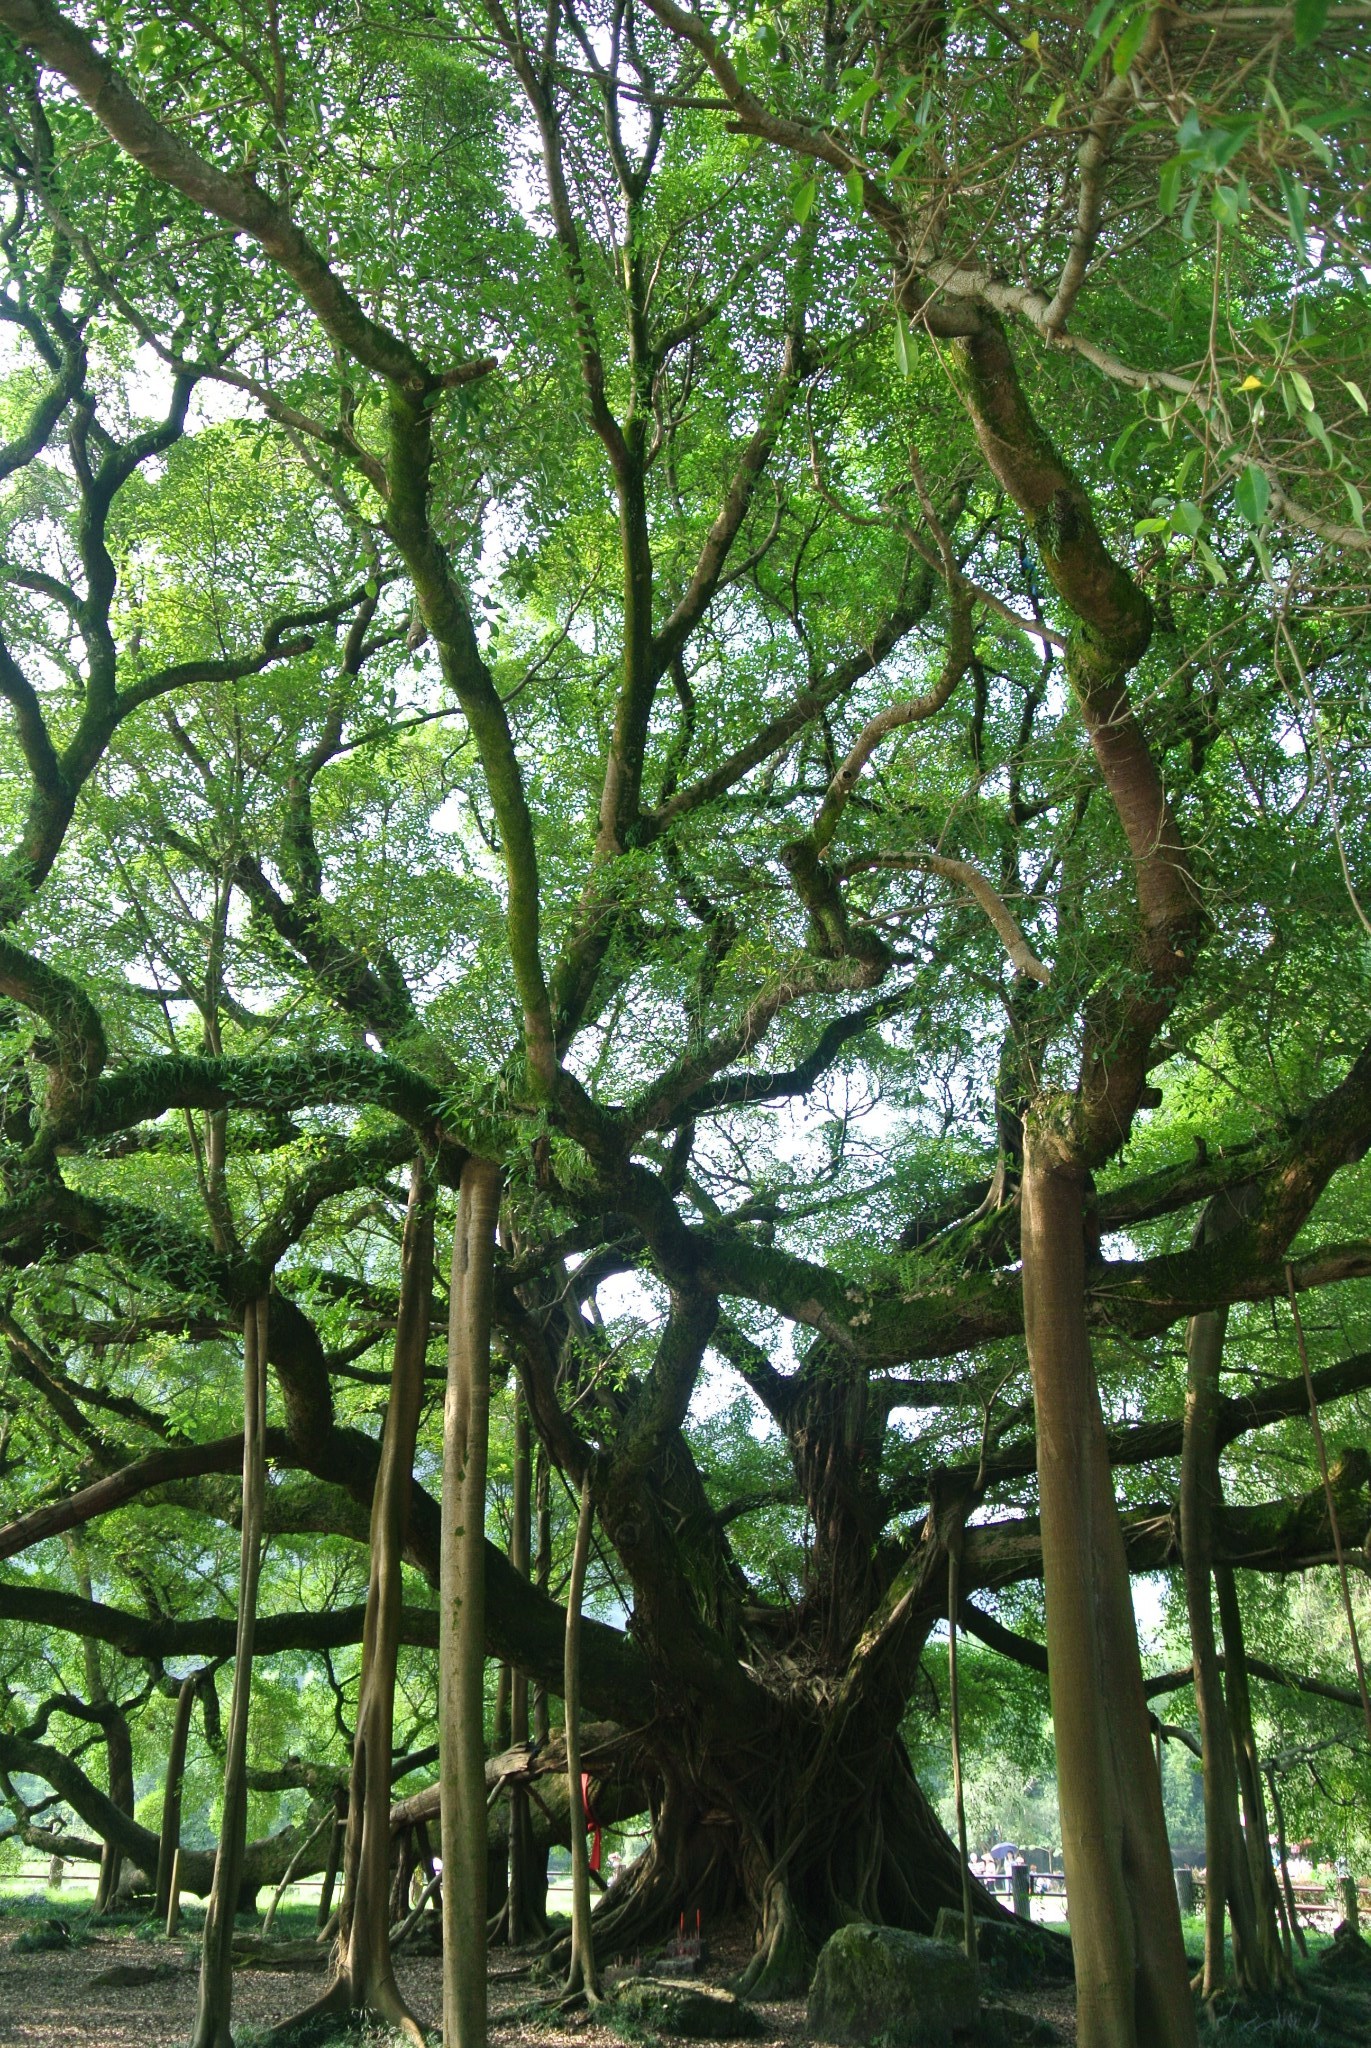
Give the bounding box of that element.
[0,1910,1072,2048]
[4,1903,1368,2048]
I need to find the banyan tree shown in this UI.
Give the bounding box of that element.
[0,4,1368,2045]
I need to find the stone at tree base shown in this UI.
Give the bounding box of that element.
[974,2003,1064,2047]
[90,1960,183,1987]
[1310,1924,1371,1980]
[931,1909,1073,1987]
[608,1976,764,2039]
[807,1923,978,2047]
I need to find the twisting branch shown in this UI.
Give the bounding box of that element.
[841,852,1050,983]
[809,511,972,853]
[1038,12,1171,336]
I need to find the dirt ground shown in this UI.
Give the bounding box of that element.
[0,1913,1077,2048]
[11,1907,1371,2048]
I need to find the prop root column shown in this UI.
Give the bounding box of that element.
[1021,1131,1195,2048]
[440,1157,502,2048]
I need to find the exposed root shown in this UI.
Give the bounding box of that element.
[266,1963,425,2046]
[734,1877,812,1999]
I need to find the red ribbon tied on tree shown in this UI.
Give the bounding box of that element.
[580,1771,603,1874]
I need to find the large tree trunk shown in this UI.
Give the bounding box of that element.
[191,1296,269,2048]
[279,1158,435,2041]
[1020,1132,1196,2048]
[582,1703,1010,2002]
[440,1156,501,2048]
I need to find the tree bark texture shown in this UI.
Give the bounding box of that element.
[440,1156,501,2048]
[1020,1133,1196,2048]
[191,1295,269,2048]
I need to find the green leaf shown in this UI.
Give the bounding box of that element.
[793,172,818,223]
[1207,122,1253,170]
[1234,463,1270,528]
[1133,516,1169,535]
[1170,499,1203,537]
[1344,479,1366,531]
[1180,181,1203,242]
[1176,108,1203,154]
[1195,537,1229,585]
[1342,379,1369,415]
[1211,184,1242,228]
[1158,156,1183,215]
[1111,5,1151,76]
[1262,76,1291,127]
[1275,166,1310,264]
[1288,368,1316,411]
[1302,407,1336,463]
[1292,0,1330,46]
[1108,417,1147,473]
[1292,120,1334,166]
[1045,92,1067,128]
[894,309,914,379]
[835,76,880,123]
[845,168,866,212]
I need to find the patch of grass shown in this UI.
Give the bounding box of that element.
[1199,2007,1322,2047]
[1196,1951,1371,2048]
[13,1916,91,1954]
